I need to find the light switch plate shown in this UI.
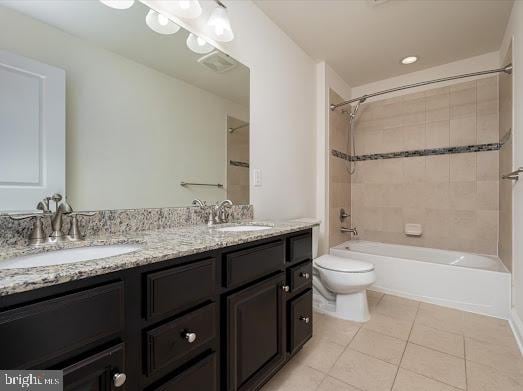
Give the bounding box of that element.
[253,168,262,187]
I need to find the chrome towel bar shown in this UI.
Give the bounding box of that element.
[180,181,223,188]
[502,168,523,181]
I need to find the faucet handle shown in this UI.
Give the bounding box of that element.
[67,211,96,241]
[8,213,49,246]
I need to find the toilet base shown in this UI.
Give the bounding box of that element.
[335,290,370,322]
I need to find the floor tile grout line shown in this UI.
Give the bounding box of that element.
[391,301,420,390]
[407,340,466,360]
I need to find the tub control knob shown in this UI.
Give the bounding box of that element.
[113,373,126,388]
[299,316,310,324]
[300,272,310,279]
[282,285,290,292]
[184,332,197,343]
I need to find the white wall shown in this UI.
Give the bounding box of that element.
[145,0,317,220]
[316,62,351,255]
[352,52,501,102]
[0,6,247,210]
[500,0,523,350]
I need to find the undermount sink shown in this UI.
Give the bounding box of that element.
[0,244,142,270]
[215,225,272,232]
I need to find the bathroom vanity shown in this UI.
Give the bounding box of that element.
[0,224,313,391]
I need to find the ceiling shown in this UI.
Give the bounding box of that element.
[255,0,514,87]
[0,0,249,105]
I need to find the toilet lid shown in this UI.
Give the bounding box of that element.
[314,255,374,273]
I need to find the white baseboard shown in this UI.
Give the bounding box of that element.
[509,308,523,355]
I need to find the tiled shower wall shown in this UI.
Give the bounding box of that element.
[349,77,500,255]
[227,116,250,204]
[329,90,351,247]
[499,47,513,270]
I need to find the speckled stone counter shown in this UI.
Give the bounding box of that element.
[0,220,316,297]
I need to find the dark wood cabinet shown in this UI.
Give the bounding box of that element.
[62,343,126,391]
[226,273,286,391]
[0,228,313,391]
[288,290,313,354]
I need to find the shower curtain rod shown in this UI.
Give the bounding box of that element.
[330,63,513,111]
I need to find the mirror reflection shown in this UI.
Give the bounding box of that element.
[0,0,249,212]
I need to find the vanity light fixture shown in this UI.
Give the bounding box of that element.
[145,9,181,35]
[99,0,135,10]
[165,0,203,19]
[401,56,418,65]
[206,0,234,42]
[186,33,214,54]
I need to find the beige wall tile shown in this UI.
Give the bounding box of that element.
[426,155,450,182]
[403,124,426,150]
[450,154,476,182]
[450,116,476,146]
[477,113,499,144]
[476,181,499,210]
[476,151,498,180]
[426,121,450,148]
[342,78,499,255]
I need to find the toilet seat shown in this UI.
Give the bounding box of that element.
[314,254,374,273]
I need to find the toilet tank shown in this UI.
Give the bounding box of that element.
[291,218,320,259]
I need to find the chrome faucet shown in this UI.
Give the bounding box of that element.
[192,199,206,207]
[207,199,233,226]
[49,193,73,242]
[340,227,358,236]
[216,200,233,223]
[8,194,98,246]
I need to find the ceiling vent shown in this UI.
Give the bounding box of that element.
[197,51,237,73]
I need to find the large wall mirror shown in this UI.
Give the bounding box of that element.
[0,0,249,213]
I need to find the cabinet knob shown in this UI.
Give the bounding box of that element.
[299,316,310,324]
[281,285,290,292]
[185,332,197,343]
[300,272,310,279]
[113,373,126,388]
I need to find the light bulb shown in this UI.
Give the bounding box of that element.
[206,5,234,42]
[157,13,169,26]
[186,33,214,54]
[145,9,180,35]
[161,0,202,19]
[99,0,135,10]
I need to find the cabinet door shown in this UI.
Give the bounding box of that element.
[63,343,126,391]
[227,273,285,391]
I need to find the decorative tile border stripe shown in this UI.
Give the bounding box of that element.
[332,142,502,162]
[230,160,249,168]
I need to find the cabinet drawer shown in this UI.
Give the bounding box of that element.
[153,353,217,391]
[63,343,125,391]
[146,257,216,319]
[224,240,284,288]
[287,232,312,264]
[288,289,313,354]
[146,303,217,376]
[0,282,124,369]
[288,260,312,293]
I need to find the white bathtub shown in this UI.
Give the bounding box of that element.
[330,240,511,319]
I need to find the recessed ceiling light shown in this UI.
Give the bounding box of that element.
[401,56,418,65]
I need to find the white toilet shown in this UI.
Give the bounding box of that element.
[313,255,376,322]
[294,219,376,322]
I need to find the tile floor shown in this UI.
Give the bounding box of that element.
[262,291,523,391]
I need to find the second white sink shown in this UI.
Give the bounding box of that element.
[0,244,142,270]
[216,225,272,232]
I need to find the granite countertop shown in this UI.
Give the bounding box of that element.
[0,220,316,297]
